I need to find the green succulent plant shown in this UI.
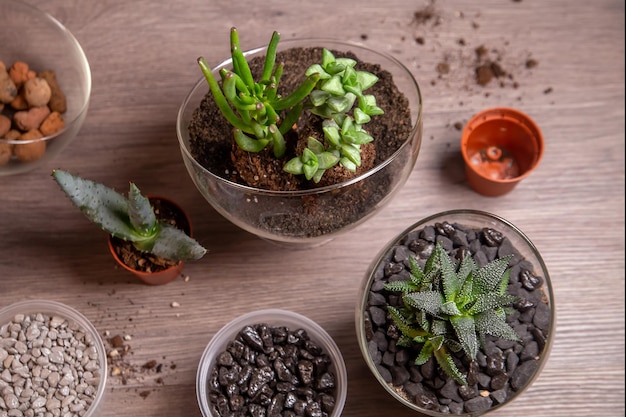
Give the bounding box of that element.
[52,170,207,263]
[198,27,383,183]
[384,242,520,385]
[198,28,320,159]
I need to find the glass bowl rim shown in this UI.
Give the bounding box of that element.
[176,36,422,196]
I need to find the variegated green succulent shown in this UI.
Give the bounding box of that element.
[52,170,207,263]
[198,28,384,183]
[384,242,520,385]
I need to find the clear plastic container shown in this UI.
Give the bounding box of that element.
[197,309,347,417]
[0,299,107,417]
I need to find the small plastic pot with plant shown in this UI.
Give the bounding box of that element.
[52,169,207,285]
[177,28,422,248]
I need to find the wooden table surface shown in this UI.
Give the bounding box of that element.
[1,0,624,416]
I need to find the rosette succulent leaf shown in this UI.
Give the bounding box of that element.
[52,169,207,262]
[384,242,520,385]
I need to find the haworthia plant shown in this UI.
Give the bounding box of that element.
[52,169,207,262]
[384,242,520,385]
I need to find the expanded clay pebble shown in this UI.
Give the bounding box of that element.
[0,312,102,417]
[208,323,337,417]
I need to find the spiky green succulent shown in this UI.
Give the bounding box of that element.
[52,170,207,262]
[384,242,520,385]
[198,28,384,183]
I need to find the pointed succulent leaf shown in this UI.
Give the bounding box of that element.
[316,152,339,170]
[441,248,461,303]
[339,157,357,172]
[498,268,511,295]
[341,65,358,87]
[415,341,435,365]
[405,291,444,317]
[320,75,345,96]
[306,137,325,154]
[310,89,330,107]
[441,301,462,316]
[327,94,355,113]
[261,30,281,82]
[283,157,304,175]
[409,256,425,286]
[268,124,286,158]
[468,293,518,315]
[397,335,413,348]
[388,307,428,339]
[359,94,384,115]
[321,48,336,69]
[384,279,419,294]
[149,224,207,261]
[303,164,318,181]
[474,310,521,341]
[335,57,356,69]
[451,316,478,359]
[340,143,361,166]
[473,254,513,294]
[356,71,379,90]
[354,108,371,125]
[433,346,467,385]
[457,254,475,283]
[127,183,156,235]
[305,64,330,80]
[52,170,143,241]
[457,271,474,308]
[430,318,448,336]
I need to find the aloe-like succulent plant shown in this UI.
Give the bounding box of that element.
[52,169,207,263]
[384,242,520,385]
[197,27,383,183]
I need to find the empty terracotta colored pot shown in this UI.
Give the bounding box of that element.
[461,107,544,197]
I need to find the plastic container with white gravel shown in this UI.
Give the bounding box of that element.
[0,299,107,416]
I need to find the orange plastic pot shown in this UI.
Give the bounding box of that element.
[461,107,544,197]
[108,196,191,285]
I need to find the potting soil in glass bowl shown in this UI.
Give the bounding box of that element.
[196,309,347,417]
[177,37,422,249]
[356,209,554,416]
[0,300,107,417]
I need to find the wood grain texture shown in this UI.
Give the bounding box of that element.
[1,0,624,416]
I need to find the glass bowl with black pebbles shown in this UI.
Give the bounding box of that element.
[196,309,347,417]
[356,209,554,416]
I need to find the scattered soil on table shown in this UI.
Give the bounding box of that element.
[410,0,546,92]
[104,332,173,388]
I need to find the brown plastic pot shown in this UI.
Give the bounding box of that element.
[461,107,544,197]
[107,196,192,285]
